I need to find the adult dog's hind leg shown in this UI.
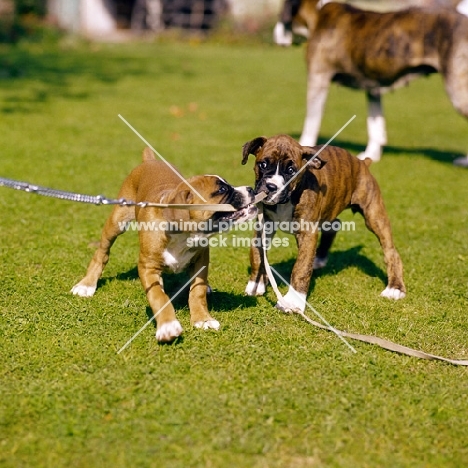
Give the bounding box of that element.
[358,92,387,162]
[444,53,468,167]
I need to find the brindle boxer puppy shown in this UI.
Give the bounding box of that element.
[276,0,468,164]
[72,147,256,342]
[242,134,405,313]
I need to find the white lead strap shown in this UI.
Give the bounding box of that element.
[258,205,468,366]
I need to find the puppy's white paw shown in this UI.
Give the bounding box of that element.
[193,319,220,330]
[245,279,266,296]
[380,287,406,300]
[292,25,309,39]
[156,320,183,342]
[313,256,328,270]
[276,287,306,313]
[71,283,96,297]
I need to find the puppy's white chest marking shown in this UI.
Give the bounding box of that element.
[162,248,191,273]
[163,233,208,273]
[264,202,294,233]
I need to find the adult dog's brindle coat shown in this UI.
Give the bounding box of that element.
[288,0,468,161]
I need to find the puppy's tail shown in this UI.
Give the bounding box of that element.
[142,147,156,162]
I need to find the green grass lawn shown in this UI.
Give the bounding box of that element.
[1,35,468,468]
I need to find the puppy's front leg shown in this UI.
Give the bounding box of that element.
[138,238,182,343]
[277,230,319,313]
[188,248,219,330]
[245,217,276,296]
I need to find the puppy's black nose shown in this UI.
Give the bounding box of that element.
[266,183,277,193]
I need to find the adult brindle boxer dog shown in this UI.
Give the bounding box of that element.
[242,134,405,313]
[72,147,256,343]
[275,0,468,166]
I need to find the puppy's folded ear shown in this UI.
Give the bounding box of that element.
[164,188,193,221]
[302,147,327,169]
[242,137,267,165]
[172,186,194,204]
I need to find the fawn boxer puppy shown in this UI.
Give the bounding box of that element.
[242,134,405,313]
[72,147,256,342]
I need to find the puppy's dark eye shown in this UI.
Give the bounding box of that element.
[217,185,228,194]
[287,166,296,175]
[259,161,268,170]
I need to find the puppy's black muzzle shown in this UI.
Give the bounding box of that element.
[256,179,290,205]
[211,186,257,229]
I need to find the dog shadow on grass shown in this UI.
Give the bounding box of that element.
[95,247,384,329]
[97,265,257,317]
[269,245,387,295]
[298,135,463,164]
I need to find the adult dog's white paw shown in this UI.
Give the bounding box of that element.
[380,287,406,300]
[71,283,96,297]
[457,0,468,16]
[357,151,381,162]
[275,287,306,313]
[357,142,382,162]
[245,279,266,296]
[273,22,293,46]
[193,319,220,330]
[156,320,183,342]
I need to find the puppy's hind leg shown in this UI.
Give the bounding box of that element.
[313,220,339,270]
[356,189,406,300]
[71,204,135,297]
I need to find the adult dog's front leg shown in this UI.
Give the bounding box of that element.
[188,248,219,330]
[299,71,333,146]
[276,230,319,313]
